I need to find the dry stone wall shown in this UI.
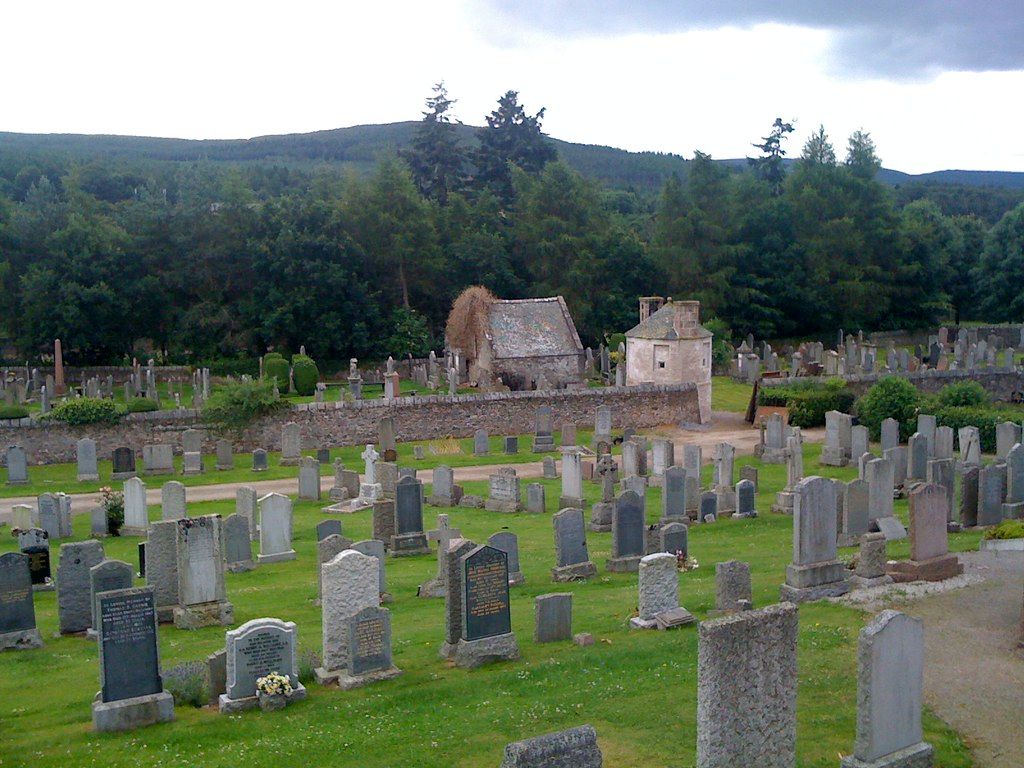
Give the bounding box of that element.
[0,383,700,465]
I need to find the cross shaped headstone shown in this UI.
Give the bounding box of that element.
[361,444,380,484]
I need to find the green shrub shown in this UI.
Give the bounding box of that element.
[984,519,1024,540]
[263,353,290,390]
[855,377,921,441]
[935,405,1021,454]
[202,378,286,432]
[194,358,260,377]
[757,379,854,428]
[936,380,990,409]
[45,397,126,425]
[100,487,124,535]
[291,354,320,396]
[0,405,29,420]
[163,661,208,708]
[126,397,159,413]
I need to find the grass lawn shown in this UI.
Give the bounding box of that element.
[0,430,600,499]
[0,442,977,767]
[711,375,752,413]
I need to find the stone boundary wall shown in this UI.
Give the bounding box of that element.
[868,325,1024,349]
[15,366,192,385]
[0,383,700,465]
[760,368,1024,401]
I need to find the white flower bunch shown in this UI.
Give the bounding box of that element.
[255,671,293,696]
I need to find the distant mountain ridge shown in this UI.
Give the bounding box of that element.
[1,121,1022,192]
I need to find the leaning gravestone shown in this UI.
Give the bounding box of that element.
[697,603,797,768]
[454,545,520,669]
[316,550,379,685]
[223,514,255,573]
[840,611,932,768]
[218,617,307,713]
[77,438,100,482]
[552,508,597,581]
[173,515,233,629]
[91,587,175,732]
[500,725,603,768]
[488,531,525,586]
[607,490,645,572]
[0,552,44,650]
[258,493,296,563]
[57,539,105,634]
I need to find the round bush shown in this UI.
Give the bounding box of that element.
[937,380,989,409]
[291,355,320,396]
[855,377,921,441]
[263,353,290,390]
[126,397,159,413]
[45,397,126,425]
[0,405,29,420]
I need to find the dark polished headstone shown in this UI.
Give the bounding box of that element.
[98,588,162,703]
[462,545,511,641]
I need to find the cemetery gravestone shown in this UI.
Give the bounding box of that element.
[6,446,28,485]
[351,540,388,600]
[714,560,752,614]
[280,422,301,465]
[662,466,687,522]
[340,606,402,688]
[608,490,645,572]
[223,514,255,573]
[630,552,682,629]
[697,603,797,768]
[218,618,306,713]
[552,508,597,581]
[500,725,603,768]
[161,481,186,521]
[486,471,521,513]
[488,531,525,586]
[0,552,44,650]
[91,587,175,732]
[560,449,585,509]
[392,476,430,555]
[111,447,136,480]
[142,444,174,476]
[534,593,572,643]
[838,479,870,547]
[532,407,556,452]
[473,429,490,456]
[87,559,134,639]
[977,464,1005,526]
[734,478,756,518]
[252,448,268,472]
[258,494,296,563]
[440,538,477,658]
[77,438,100,482]
[173,516,233,629]
[236,487,259,542]
[660,521,688,559]
[525,483,546,514]
[215,440,233,471]
[298,457,321,501]
[888,483,963,583]
[780,476,850,602]
[57,539,105,634]
[317,550,379,684]
[454,545,520,668]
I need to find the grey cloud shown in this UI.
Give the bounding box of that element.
[475,1,1024,78]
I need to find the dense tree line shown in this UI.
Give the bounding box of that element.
[0,88,1021,366]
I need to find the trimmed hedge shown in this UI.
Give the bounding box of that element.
[758,379,854,428]
[0,405,29,420]
[45,397,126,425]
[291,354,320,396]
[126,397,159,413]
[935,405,1022,454]
[263,353,290,390]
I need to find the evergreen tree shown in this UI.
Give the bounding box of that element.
[845,130,881,179]
[404,82,465,205]
[747,118,795,195]
[474,91,557,203]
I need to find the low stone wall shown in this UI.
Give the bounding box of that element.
[20,366,192,385]
[0,384,700,465]
[760,368,1024,401]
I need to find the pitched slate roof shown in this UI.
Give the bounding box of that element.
[626,302,713,340]
[487,297,584,359]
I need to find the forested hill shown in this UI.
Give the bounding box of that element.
[2,122,1022,195]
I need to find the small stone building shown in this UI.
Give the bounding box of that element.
[625,297,713,422]
[448,293,585,391]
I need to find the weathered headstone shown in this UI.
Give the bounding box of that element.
[714,560,752,614]
[297,456,321,501]
[888,483,963,583]
[485,470,521,513]
[552,508,597,581]
[696,603,797,768]
[223,514,254,573]
[534,593,572,643]
[559,449,584,508]
[473,429,489,456]
[958,465,980,528]
[1002,442,1024,518]
[630,552,682,629]
[780,476,850,602]
[392,476,430,554]
[880,418,900,453]
[734,478,756,518]
[215,439,233,471]
[161,481,186,521]
[252,448,268,472]
[87,559,134,639]
[0,552,43,650]
[280,422,301,465]
[142,444,173,476]
[978,464,1005,526]
[453,545,520,668]
[838,479,870,547]
[77,437,100,482]
[258,493,296,563]
[6,445,28,485]
[660,521,688,559]
[111,447,136,480]
[236,486,258,542]
[840,611,932,768]
[173,515,233,629]
[525,483,546,514]
[608,490,645,572]
[57,539,105,634]
[500,725,603,768]
[317,550,384,684]
[532,406,556,452]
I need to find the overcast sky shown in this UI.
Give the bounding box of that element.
[4,1,1023,173]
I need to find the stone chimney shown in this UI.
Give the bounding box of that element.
[639,296,665,323]
[672,300,700,337]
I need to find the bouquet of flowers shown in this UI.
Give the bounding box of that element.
[676,551,699,572]
[100,486,124,535]
[255,672,293,697]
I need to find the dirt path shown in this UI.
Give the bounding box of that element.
[0,410,822,523]
[889,553,1024,768]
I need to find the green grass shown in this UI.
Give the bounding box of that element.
[711,375,752,413]
[0,441,976,767]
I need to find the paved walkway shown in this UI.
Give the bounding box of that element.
[0,411,823,523]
